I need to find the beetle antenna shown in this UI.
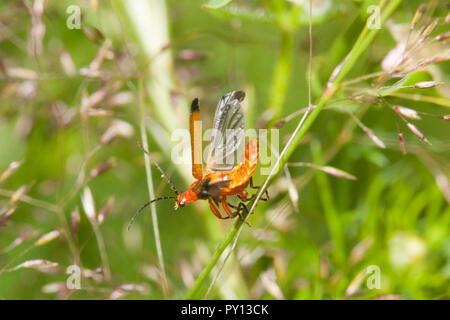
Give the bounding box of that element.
[128,196,177,230]
[137,140,179,195]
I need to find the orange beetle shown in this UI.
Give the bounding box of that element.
[129,91,268,229]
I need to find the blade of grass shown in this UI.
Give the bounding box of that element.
[311,140,345,264]
[138,78,169,297]
[268,28,295,118]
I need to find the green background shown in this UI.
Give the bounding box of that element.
[0,0,449,299]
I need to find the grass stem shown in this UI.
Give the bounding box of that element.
[138,79,169,297]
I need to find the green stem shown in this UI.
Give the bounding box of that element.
[385,92,450,108]
[185,0,401,300]
[91,221,111,282]
[185,218,244,299]
[268,29,295,118]
[139,79,169,297]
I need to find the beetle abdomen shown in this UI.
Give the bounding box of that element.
[206,138,258,195]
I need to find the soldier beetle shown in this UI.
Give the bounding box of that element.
[129,91,268,229]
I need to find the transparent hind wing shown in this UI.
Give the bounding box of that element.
[205,91,245,172]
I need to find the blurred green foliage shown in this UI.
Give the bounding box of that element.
[0,0,449,299]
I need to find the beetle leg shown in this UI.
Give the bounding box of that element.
[236,202,252,227]
[248,191,269,202]
[220,197,251,225]
[227,202,238,209]
[208,198,229,219]
[245,192,270,202]
[238,190,249,202]
[249,177,270,201]
[221,197,238,219]
[250,177,256,189]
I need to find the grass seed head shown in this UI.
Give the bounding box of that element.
[34,230,61,247]
[406,122,431,145]
[321,166,357,180]
[100,120,135,145]
[10,259,61,274]
[0,160,23,183]
[398,132,407,155]
[10,183,33,204]
[410,4,426,30]
[394,105,421,120]
[364,128,386,149]
[71,207,80,235]
[412,81,443,89]
[81,187,96,223]
[89,157,117,179]
[349,238,374,265]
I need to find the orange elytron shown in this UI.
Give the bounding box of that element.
[129,90,268,229]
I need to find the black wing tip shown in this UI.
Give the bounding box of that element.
[221,90,245,103]
[234,90,245,101]
[191,98,200,112]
